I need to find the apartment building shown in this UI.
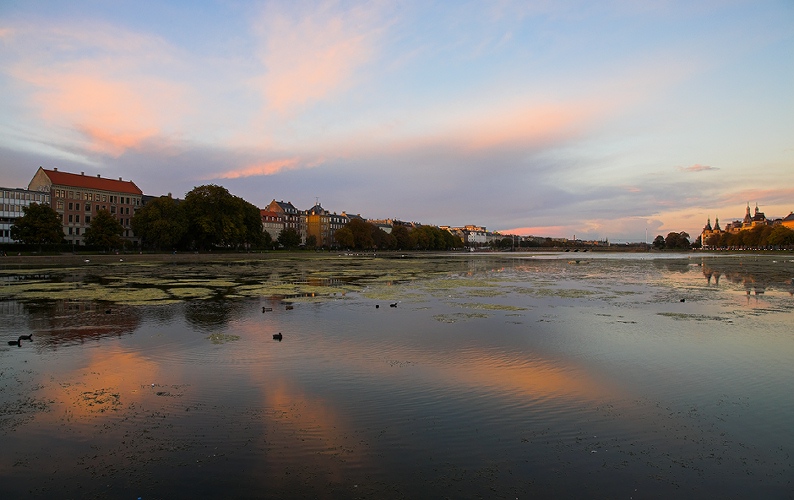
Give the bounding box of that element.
[0,187,51,244]
[28,167,143,247]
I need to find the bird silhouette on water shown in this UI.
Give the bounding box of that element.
[273,333,283,341]
[8,334,32,346]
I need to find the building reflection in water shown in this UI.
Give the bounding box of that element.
[21,300,141,348]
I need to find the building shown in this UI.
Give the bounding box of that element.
[305,204,347,248]
[781,212,794,230]
[1,187,51,244]
[265,200,304,242]
[28,167,143,247]
[260,210,283,241]
[700,203,791,247]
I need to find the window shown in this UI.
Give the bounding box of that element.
[68,215,73,223]
[102,195,107,202]
[75,203,80,211]
[75,228,80,235]
[68,202,73,210]
[110,206,116,214]
[85,215,91,224]
[68,227,73,235]
[75,215,80,223]
[85,204,90,212]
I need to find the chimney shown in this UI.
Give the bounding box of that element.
[81,172,84,175]
[53,167,58,171]
[97,174,101,178]
[119,177,122,181]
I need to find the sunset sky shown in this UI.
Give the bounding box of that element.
[1,1,792,241]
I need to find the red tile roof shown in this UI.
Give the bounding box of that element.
[44,168,143,195]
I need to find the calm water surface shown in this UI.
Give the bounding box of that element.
[1,253,793,498]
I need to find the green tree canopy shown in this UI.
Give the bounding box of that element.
[130,196,188,250]
[277,227,302,249]
[84,209,124,251]
[182,185,263,250]
[10,203,64,250]
[652,235,666,250]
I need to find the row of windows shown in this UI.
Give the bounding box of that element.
[54,189,140,206]
[57,201,133,215]
[1,204,25,213]
[64,214,131,227]
[1,191,47,202]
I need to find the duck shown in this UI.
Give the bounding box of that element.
[262,306,272,313]
[273,333,283,341]
[7,339,20,346]
[285,305,294,310]
[18,334,32,342]
[390,302,398,308]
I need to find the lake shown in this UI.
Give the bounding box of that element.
[1,252,793,498]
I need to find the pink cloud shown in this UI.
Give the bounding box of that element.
[6,23,189,157]
[678,164,717,172]
[254,3,383,113]
[211,158,302,179]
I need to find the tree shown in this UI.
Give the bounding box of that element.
[277,227,302,249]
[652,235,665,250]
[10,203,64,251]
[391,225,411,249]
[768,225,794,248]
[334,226,354,248]
[130,196,188,250]
[305,234,318,248]
[84,209,124,251]
[182,185,263,250]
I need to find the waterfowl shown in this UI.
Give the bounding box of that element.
[105,309,112,314]
[8,340,20,346]
[390,302,398,308]
[375,304,379,308]
[273,333,283,341]
[18,334,32,341]
[285,305,294,310]
[262,306,272,312]
[680,298,686,303]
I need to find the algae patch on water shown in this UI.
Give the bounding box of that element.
[452,302,527,311]
[433,312,490,323]
[657,312,727,321]
[207,333,241,344]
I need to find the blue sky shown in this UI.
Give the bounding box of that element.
[1,0,792,241]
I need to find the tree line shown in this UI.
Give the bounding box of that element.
[8,184,464,252]
[653,225,794,250]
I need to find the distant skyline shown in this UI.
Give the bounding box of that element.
[1,1,792,242]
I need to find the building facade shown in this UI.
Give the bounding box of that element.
[265,200,305,243]
[305,204,348,248]
[28,167,143,247]
[1,187,51,244]
[260,210,284,241]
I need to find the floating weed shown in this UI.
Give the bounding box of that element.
[453,302,527,311]
[433,312,489,323]
[168,287,216,299]
[463,288,507,297]
[657,312,727,321]
[513,287,599,299]
[207,333,241,344]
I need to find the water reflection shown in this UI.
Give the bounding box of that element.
[8,300,142,348]
[1,254,793,498]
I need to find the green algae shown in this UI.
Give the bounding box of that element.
[433,312,490,323]
[207,333,241,344]
[452,302,527,311]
